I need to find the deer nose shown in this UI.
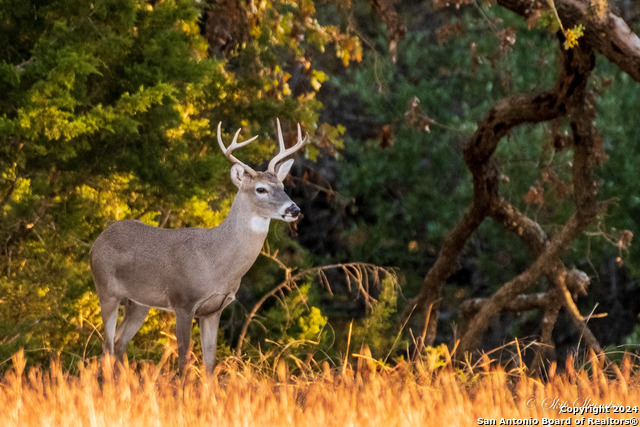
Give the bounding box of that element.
[285,204,300,218]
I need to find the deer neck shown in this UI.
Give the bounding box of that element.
[218,192,270,246]
[203,193,270,280]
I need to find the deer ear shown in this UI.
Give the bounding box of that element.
[275,159,294,182]
[230,163,247,187]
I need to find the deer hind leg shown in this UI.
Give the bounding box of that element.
[114,299,150,360]
[199,311,221,375]
[175,309,194,373]
[99,296,120,356]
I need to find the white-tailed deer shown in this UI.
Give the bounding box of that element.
[90,119,306,374]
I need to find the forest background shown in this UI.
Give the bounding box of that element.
[1,0,639,372]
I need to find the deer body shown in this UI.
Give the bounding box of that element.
[90,120,306,374]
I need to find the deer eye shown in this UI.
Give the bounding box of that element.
[256,187,268,194]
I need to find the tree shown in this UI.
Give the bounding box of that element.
[381,0,640,363]
[309,0,640,365]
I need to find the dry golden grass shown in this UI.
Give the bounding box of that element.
[3,348,640,427]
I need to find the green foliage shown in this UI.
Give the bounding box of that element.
[351,275,401,359]
[0,0,216,365]
[263,283,328,344]
[535,10,561,34]
[624,324,640,350]
[563,24,584,50]
[595,63,640,276]
[242,282,331,370]
[422,343,449,371]
[0,0,351,368]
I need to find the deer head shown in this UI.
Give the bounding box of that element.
[217,119,307,223]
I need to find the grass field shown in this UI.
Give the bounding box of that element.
[3,347,640,426]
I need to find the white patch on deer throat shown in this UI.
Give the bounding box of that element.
[250,216,270,233]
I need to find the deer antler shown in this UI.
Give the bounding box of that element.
[217,122,259,175]
[268,118,308,174]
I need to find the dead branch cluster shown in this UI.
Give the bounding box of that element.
[235,243,394,355]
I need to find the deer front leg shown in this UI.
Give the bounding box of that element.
[199,311,221,375]
[175,310,194,373]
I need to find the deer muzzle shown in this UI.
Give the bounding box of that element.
[283,203,301,221]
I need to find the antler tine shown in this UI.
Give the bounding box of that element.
[268,119,308,173]
[276,118,286,153]
[217,122,259,174]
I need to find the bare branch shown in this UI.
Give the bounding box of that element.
[532,290,563,371]
[235,252,393,356]
[476,196,597,366]
[15,57,35,72]
[460,292,549,316]
[556,271,604,354]
[457,211,588,353]
[398,205,486,344]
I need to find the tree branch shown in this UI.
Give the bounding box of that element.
[460,292,549,316]
[398,204,486,344]
[456,40,606,356]
[457,211,591,353]
[489,198,598,365]
[399,33,587,344]
[235,257,390,355]
[497,0,640,82]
